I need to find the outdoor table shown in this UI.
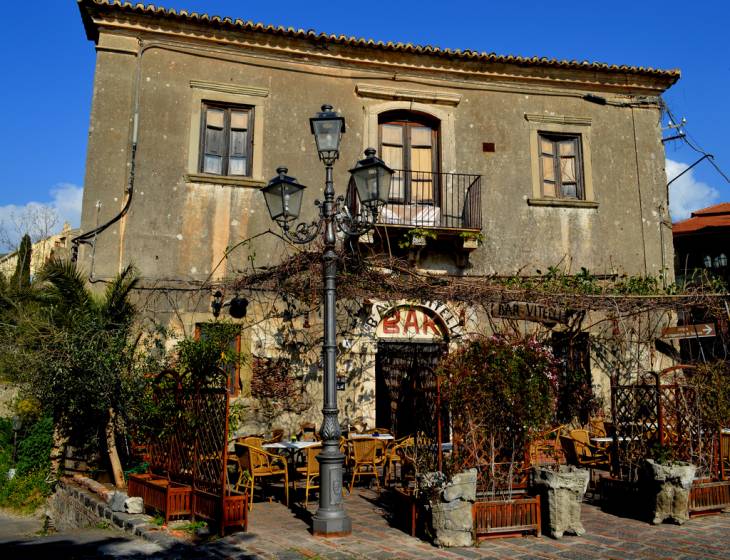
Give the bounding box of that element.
[350,433,394,441]
[263,441,321,451]
[591,435,639,444]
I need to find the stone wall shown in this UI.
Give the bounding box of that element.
[49,478,150,536]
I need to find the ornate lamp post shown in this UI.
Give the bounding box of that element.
[261,104,393,536]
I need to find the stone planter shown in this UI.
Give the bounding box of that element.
[641,459,696,525]
[421,469,477,547]
[530,466,589,539]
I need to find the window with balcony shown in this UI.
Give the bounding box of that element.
[199,102,254,177]
[538,133,584,200]
[374,111,480,230]
[379,111,439,205]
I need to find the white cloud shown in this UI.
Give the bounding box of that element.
[667,158,719,221]
[0,183,84,250]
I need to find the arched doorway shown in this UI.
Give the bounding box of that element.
[374,305,449,442]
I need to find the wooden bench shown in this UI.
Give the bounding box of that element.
[127,473,192,523]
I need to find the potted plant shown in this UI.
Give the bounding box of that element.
[438,334,559,542]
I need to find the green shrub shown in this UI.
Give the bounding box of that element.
[0,470,49,514]
[16,417,53,476]
[0,416,52,514]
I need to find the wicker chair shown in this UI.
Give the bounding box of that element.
[297,422,318,442]
[348,438,386,492]
[234,443,289,510]
[294,444,321,507]
[384,435,414,485]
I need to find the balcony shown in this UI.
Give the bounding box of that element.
[351,169,482,267]
[375,169,482,231]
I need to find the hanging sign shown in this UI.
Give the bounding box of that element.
[661,323,715,340]
[490,301,571,324]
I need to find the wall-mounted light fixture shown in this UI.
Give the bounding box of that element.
[211,290,249,319]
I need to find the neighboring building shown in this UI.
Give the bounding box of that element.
[76,0,680,435]
[0,223,80,279]
[673,203,730,285]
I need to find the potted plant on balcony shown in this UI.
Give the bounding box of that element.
[437,334,559,543]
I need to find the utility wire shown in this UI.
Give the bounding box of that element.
[664,104,730,184]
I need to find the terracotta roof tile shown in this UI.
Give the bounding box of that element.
[78,0,680,84]
[673,203,730,234]
[690,202,730,216]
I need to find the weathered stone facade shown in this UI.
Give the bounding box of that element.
[76,1,680,432]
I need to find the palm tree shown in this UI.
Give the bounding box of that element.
[35,259,139,488]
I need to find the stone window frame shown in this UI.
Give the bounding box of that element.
[361,100,457,175]
[525,113,598,209]
[185,81,268,188]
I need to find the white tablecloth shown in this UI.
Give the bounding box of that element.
[263,441,320,450]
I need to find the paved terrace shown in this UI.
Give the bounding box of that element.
[216,489,730,560]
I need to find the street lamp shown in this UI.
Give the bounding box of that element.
[261,104,392,537]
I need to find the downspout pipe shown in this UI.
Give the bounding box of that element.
[72,39,145,263]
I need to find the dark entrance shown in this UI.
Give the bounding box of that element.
[375,341,448,442]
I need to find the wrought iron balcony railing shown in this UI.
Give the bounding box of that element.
[363,169,482,231]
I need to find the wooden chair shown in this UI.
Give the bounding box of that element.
[294,444,321,507]
[234,443,289,510]
[563,430,610,469]
[384,436,414,485]
[264,429,284,444]
[349,418,368,434]
[239,436,264,448]
[297,422,318,442]
[589,418,608,438]
[349,438,386,492]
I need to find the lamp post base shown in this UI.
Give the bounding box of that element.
[312,515,352,537]
[312,445,352,537]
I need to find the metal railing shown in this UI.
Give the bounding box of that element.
[366,169,482,230]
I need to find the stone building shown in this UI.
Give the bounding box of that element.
[0,223,80,279]
[76,0,680,435]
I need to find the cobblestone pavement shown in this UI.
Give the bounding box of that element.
[214,489,730,560]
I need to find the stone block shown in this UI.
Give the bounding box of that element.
[531,466,589,539]
[433,528,473,548]
[642,460,696,525]
[431,500,472,532]
[110,491,128,512]
[124,497,144,514]
[442,469,477,502]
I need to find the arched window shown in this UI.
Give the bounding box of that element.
[379,111,440,205]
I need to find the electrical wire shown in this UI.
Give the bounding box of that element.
[664,104,730,185]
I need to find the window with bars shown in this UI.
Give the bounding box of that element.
[199,103,254,177]
[538,133,583,199]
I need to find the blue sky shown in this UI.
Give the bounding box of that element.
[1,0,727,244]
